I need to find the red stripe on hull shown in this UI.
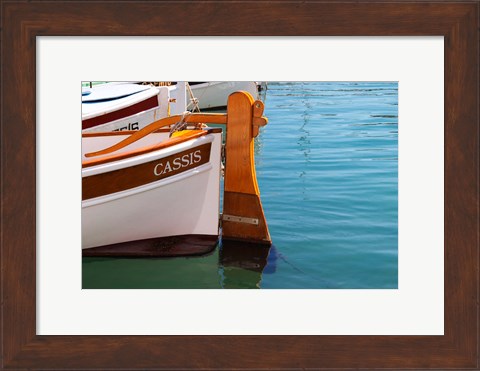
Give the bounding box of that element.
[82,95,159,130]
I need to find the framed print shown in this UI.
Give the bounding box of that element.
[1,1,478,369]
[37,37,441,336]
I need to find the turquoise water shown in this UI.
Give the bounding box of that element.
[83,82,398,289]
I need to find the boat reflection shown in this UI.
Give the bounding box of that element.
[219,240,277,288]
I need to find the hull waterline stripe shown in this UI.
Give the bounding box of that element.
[82,234,219,257]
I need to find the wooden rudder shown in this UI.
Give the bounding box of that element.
[222,91,271,245]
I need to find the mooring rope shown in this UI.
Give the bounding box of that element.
[169,111,191,137]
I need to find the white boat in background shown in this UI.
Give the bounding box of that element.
[82,83,170,133]
[164,81,263,110]
[186,81,260,110]
[81,91,271,257]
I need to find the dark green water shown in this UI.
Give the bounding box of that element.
[83,82,398,289]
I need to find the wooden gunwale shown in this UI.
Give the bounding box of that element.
[84,113,227,158]
[82,127,222,137]
[82,130,209,168]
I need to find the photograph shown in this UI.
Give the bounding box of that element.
[2,0,478,369]
[81,81,398,289]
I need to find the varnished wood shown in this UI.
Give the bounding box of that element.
[85,113,226,158]
[83,130,207,167]
[1,1,478,370]
[222,92,271,243]
[222,191,271,244]
[82,127,223,137]
[224,92,258,195]
[252,100,268,137]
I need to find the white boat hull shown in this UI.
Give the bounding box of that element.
[82,132,222,251]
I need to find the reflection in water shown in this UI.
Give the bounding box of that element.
[298,84,312,162]
[297,86,312,200]
[219,241,277,289]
